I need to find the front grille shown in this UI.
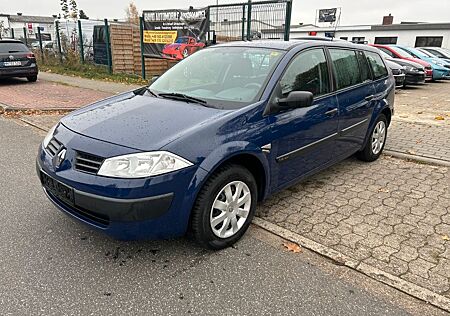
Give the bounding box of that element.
[75,151,104,174]
[46,137,63,156]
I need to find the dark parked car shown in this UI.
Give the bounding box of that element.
[379,51,426,86]
[37,40,395,249]
[384,59,405,87]
[0,39,38,82]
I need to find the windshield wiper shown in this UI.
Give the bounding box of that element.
[158,93,208,106]
[145,87,159,98]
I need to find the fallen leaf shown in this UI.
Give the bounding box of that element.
[417,111,423,114]
[378,188,390,193]
[406,150,416,155]
[435,115,445,121]
[283,241,302,253]
[442,235,449,241]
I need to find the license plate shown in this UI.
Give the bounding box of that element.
[3,61,22,67]
[40,171,75,205]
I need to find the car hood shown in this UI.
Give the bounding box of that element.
[61,93,226,151]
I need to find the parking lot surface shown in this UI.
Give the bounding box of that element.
[1,117,430,316]
[0,77,111,110]
[1,73,449,312]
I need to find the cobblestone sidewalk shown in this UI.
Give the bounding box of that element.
[257,156,450,301]
[386,120,450,163]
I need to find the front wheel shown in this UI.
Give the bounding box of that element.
[190,164,257,250]
[356,114,388,162]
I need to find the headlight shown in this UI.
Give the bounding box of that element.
[433,61,445,67]
[43,124,58,148]
[404,66,417,72]
[97,151,193,178]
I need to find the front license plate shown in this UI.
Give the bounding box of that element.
[3,61,22,67]
[40,171,74,205]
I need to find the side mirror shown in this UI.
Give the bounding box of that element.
[149,75,159,84]
[278,91,313,110]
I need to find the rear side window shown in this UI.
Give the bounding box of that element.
[365,51,388,80]
[356,51,372,82]
[0,42,29,53]
[329,49,362,90]
[279,48,330,97]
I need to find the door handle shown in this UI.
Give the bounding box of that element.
[325,108,338,116]
[365,95,375,101]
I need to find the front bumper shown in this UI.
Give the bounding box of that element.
[393,74,406,87]
[432,68,450,80]
[404,72,426,85]
[36,124,205,240]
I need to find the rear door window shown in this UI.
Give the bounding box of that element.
[365,51,388,80]
[0,42,29,53]
[356,51,372,82]
[279,48,330,97]
[329,49,362,90]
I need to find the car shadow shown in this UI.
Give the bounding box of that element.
[0,77,32,86]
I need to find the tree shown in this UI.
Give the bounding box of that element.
[69,0,78,20]
[60,0,69,19]
[125,2,140,25]
[79,10,89,20]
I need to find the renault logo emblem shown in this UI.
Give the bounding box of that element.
[9,55,14,60]
[54,149,66,169]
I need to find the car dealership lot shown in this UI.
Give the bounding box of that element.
[0,74,449,313]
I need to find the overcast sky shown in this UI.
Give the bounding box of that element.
[1,0,450,25]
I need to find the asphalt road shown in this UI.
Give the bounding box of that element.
[0,117,438,315]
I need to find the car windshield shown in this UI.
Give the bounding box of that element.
[389,46,414,58]
[149,46,284,110]
[400,47,428,59]
[0,42,29,53]
[175,37,189,44]
[417,48,436,57]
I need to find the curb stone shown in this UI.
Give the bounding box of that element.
[253,217,450,312]
[384,150,450,167]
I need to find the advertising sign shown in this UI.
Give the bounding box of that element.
[318,8,337,23]
[142,8,208,60]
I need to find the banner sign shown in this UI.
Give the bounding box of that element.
[142,8,208,60]
[318,8,337,23]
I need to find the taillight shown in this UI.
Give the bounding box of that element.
[26,52,35,59]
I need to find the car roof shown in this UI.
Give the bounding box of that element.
[214,40,380,53]
[0,39,26,44]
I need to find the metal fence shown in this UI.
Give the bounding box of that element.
[207,0,292,42]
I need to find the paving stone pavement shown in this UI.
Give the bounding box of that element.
[256,156,450,299]
[386,120,450,163]
[0,77,112,110]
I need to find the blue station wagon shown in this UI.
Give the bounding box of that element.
[37,40,395,249]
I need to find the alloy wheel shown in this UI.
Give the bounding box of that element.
[372,121,386,155]
[210,181,251,239]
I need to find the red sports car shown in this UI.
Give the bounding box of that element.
[370,44,433,80]
[162,36,205,60]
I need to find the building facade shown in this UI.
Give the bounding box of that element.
[0,13,55,41]
[289,22,450,49]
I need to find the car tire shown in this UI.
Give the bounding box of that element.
[356,114,388,162]
[27,76,38,82]
[190,164,258,250]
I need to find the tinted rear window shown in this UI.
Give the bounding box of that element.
[365,51,388,80]
[329,49,362,90]
[0,42,29,53]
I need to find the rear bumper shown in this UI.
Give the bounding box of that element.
[0,64,38,78]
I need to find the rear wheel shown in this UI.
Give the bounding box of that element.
[27,75,37,82]
[356,114,388,162]
[190,164,257,250]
